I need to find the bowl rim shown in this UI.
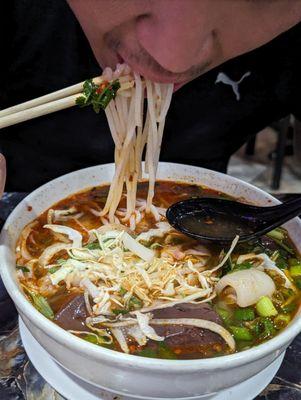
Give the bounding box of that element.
[1,161,300,371]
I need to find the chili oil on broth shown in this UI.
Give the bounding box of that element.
[15,180,301,360]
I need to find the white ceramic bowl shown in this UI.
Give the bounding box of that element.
[1,162,301,400]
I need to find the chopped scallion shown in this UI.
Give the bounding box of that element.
[259,318,276,339]
[230,326,253,341]
[256,296,278,317]
[281,303,296,314]
[267,229,285,241]
[26,290,54,320]
[289,264,301,278]
[216,307,232,324]
[16,265,30,273]
[48,266,61,274]
[288,258,301,266]
[274,314,291,329]
[234,308,255,321]
[85,242,100,250]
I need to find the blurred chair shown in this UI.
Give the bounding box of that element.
[244,115,292,190]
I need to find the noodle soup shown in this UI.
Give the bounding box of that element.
[16,181,301,359]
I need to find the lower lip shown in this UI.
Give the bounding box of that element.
[173,82,188,91]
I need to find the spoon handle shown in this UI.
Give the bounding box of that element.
[261,197,301,226]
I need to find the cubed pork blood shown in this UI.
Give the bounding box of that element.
[54,294,88,332]
[151,303,224,348]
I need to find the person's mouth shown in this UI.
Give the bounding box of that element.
[116,51,187,87]
[116,51,189,91]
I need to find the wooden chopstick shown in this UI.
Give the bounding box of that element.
[0,77,134,129]
[0,76,103,118]
[0,94,80,129]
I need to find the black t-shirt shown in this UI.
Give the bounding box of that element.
[1,1,301,191]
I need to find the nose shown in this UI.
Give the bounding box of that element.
[136,2,214,74]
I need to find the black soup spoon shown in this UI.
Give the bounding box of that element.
[166,197,301,244]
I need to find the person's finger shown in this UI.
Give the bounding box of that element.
[0,154,7,199]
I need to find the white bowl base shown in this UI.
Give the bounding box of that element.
[19,318,284,400]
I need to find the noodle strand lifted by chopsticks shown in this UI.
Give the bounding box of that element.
[100,65,173,228]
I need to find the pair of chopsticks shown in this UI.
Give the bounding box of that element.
[0,75,133,129]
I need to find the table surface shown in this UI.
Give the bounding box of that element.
[0,192,300,400]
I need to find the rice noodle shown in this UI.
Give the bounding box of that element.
[39,243,71,267]
[84,291,93,316]
[134,311,164,341]
[102,317,235,351]
[111,328,130,353]
[19,221,38,261]
[208,235,239,274]
[44,224,82,248]
[100,65,173,229]
[127,325,147,346]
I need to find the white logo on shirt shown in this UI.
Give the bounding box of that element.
[215,71,251,101]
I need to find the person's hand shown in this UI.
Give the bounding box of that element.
[0,154,6,199]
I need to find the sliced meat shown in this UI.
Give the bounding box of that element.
[150,303,224,348]
[54,294,88,332]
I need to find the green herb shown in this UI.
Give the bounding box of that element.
[234,308,255,321]
[26,290,54,320]
[85,242,100,250]
[112,309,128,315]
[231,261,253,272]
[17,265,30,273]
[216,307,232,324]
[119,287,127,296]
[83,334,99,345]
[288,258,301,267]
[280,287,295,299]
[157,342,177,359]
[135,348,158,358]
[295,277,301,290]
[267,229,285,241]
[281,303,296,314]
[230,326,253,341]
[226,255,234,272]
[76,79,121,112]
[248,319,261,336]
[256,296,278,317]
[259,318,275,340]
[289,264,301,278]
[57,258,67,265]
[274,314,291,329]
[275,256,288,269]
[272,250,288,269]
[48,266,61,274]
[236,340,252,352]
[129,295,143,310]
